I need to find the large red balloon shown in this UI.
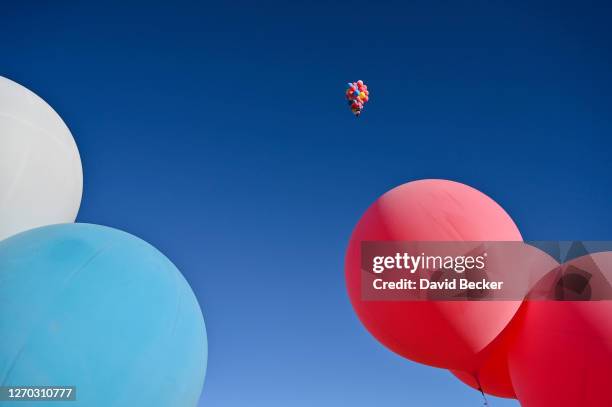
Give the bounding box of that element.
[451,319,519,398]
[345,179,523,371]
[451,247,559,399]
[508,252,612,407]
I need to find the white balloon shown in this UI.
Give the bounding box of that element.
[0,76,82,241]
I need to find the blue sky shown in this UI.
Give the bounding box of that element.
[2,1,611,405]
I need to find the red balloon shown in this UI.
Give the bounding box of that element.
[345,179,523,371]
[452,246,559,399]
[508,252,612,407]
[451,310,522,398]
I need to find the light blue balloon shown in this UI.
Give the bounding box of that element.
[0,224,207,407]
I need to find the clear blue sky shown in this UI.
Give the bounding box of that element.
[2,1,611,405]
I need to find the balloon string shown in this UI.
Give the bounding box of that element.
[475,375,489,407]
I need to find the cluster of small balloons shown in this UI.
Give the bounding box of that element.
[345,80,369,117]
[346,179,612,407]
[0,77,207,407]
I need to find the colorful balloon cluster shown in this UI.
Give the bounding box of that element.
[346,80,369,117]
[0,77,207,407]
[346,179,612,407]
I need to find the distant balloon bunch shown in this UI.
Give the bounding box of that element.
[0,77,207,407]
[345,179,612,407]
[346,80,369,117]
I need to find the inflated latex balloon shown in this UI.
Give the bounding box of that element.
[451,307,522,399]
[451,245,559,399]
[0,76,82,241]
[451,339,517,399]
[508,251,612,407]
[451,309,522,398]
[0,224,207,407]
[345,179,522,371]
